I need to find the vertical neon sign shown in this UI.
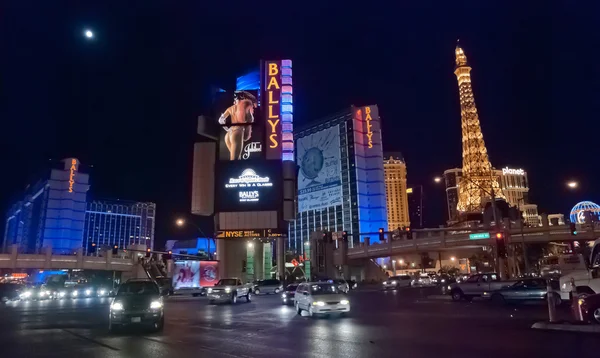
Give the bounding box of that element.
[68,159,77,193]
[263,59,293,161]
[280,60,293,161]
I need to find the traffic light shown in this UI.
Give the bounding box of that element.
[406,227,413,240]
[495,232,507,257]
[112,245,118,255]
[378,228,385,242]
[570,222,578,236]
[164,250,172,260]
[342,231,348,242]
[146,248,151,258]
[88,242,96,254]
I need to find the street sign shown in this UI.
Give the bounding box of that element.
[215,229,288,239]
[469,232,490,240]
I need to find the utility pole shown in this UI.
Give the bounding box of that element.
[518,198,530,275]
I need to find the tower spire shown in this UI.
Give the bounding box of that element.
[454,45,504,213]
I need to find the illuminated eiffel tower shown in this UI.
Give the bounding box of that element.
[454,42,504,213]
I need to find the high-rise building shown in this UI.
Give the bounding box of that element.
[453,43,505,213]
[443,166,540,226]
[406,185,424,229]
[3,158,90,254]
[289,105,388,253]
[383,153,410,230]
[83,199,156,254]
[443,168,463,223]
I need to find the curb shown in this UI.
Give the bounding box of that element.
[531,321,600,333]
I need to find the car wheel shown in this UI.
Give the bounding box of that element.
[295,302,302,315]
[254,289,260,295]
[231,293,237,304]
[491,293,505,305]
[245,292,252,303]
[451,289,464,302]
[153,317,164,332]
[593,308,600,324]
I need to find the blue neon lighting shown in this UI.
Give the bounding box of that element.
[236,70,260,91]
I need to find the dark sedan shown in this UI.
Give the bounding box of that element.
[482,278,562,306]
[281,284,298,305]
[578,293,600,324]
[109,279,165,332]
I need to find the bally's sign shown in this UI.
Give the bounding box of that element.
[225,169,273,203]
[265,61,282,160]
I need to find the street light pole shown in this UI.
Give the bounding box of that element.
[176,218,215,260]
[518,198,530,275]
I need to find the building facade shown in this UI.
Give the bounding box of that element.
[443,166,540,226]
[289,105,388,253]
[3,158,90,254]
[443,168,462,224]
[83,200,156,254]
[383,153,410,230]
[407,185,424,229]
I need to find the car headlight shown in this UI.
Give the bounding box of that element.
[72,291,78,297]
[85,290,92,296]
[441,279,446,283]
[225,287,231,293]
[391,280,397,285]
[111,302,124,311]
[21,291,32,298]
[313,301,325,306]
[282,293,287,298]
[99,290,106,295]
[150,301,163,309]
[447,285,451,290]
[207,288,213,294]
[59,291,66,297]
[39,291,45,297]
[340,300,349,305]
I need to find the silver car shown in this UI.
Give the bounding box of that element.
[482,278,562,306]
[383,275,412,290]
[252,279,283,295]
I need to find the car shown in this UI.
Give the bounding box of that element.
[281,284,298,305]
[208,278,252,304]
[109,279,165,332]
[577,293,600,324]
[448,273,513,301]
[253,279,283,295]
[294,282,350,317]
[482,278,562,306]
[0,283,21,303]
[322,279,350,293]
[96,286,110,297]
[347,279,358,290]
[383,275,412,290]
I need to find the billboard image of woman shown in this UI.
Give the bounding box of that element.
[172,261,200,289]
[217,91,259,160]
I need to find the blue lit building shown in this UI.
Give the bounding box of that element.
[165,238,216,258]
[288,105,388,253]
[3,158,90,254]
[83,199,156,254]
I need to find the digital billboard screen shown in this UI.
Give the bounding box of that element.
[216,90,263,161]
[172,260,219,289]
[215,160,282,212]
[297,125,343,212]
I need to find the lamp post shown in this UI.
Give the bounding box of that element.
[517,198,530,276]
[392,260,397,276]
[567,181,578,189]
[175,218,214,259]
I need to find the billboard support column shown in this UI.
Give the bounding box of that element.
[253,243,264,281]
[276,237,285,281]
[246,243,255,283]
[263,243,272,280]
[217,239,227,279]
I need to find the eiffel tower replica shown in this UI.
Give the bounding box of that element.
[454,42,505,214]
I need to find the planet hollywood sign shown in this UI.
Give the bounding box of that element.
[502,167,524,176]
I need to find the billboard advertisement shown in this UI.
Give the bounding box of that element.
[216,90,263,161]
[215,159,282,212]
[172,260,219,289]
[297,125,343,212]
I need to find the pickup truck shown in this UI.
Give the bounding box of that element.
[207,278,253,304]
[447,273,514,301]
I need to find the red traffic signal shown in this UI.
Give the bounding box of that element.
[495,232,503,239]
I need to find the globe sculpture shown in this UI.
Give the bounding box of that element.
[569,201,600,224]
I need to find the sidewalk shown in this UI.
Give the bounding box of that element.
[532,321,600,333]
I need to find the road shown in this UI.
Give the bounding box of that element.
[0,286,598,358]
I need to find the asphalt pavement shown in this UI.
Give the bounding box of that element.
[0,286,598,358]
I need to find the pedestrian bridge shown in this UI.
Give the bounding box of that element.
[342,223,599,261]
[0,246,136,272]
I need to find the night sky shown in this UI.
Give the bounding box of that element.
[1,2,598,248]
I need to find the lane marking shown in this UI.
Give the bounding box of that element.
[141,336,252,358]
[62,329,120,351]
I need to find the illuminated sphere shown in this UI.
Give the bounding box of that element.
[300,147,324,180]
[569,201,600,224]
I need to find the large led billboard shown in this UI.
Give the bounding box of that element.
[216,90,263,161]
[215,160,283,212]
[172,260,219,289]
[297,125,343,212]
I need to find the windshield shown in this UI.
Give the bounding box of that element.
[285,285,298,291]
[310,284,340,295]
[217,279,238,286]
[117,281,159,296]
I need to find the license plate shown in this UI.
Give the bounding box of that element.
[131,317,141,323]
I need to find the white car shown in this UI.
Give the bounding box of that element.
[383,275,412,290]
[294,282,350,317]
